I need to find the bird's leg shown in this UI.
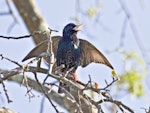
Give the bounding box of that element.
[71,73,78,82]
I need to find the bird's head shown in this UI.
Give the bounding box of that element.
[63,23,82,41]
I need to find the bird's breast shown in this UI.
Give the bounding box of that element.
[72,39,80,49]
[57,40,81,66]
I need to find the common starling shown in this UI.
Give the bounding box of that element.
[56,23,82,93]
[22,23,114,93]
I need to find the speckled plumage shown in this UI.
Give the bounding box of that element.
[56,23,82,93]
[56,24,81,73]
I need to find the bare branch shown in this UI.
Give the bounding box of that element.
[0,31,45,40]
[119,17,128,47]
[8,73,86,113]
[13,0,49,45]
[0,0,19,32]
[0,54,22,67]
[34,72,60,113]
[39,97,45,113]
[118,0,149,66]
[141,107,150,113]
[0,107,17,113]
[0,53,133,113]
[47,28,58,74]
[0,65,134,113]
[1,80,13,103]
[97,98,134,113]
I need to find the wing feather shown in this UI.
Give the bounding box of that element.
[79,39,114,69]
[22,36,61,62]
[22,36,114,70]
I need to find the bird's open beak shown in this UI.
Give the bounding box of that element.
[73,24,83,32]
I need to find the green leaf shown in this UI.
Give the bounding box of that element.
[87,8,98,17]
[118,69,144,97]
[86,4,102,18]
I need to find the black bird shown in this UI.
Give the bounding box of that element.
[57,23,81,73]
[22,23,114,93]
[56,23,82,93]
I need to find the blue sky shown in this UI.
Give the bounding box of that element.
[0,0,150,113]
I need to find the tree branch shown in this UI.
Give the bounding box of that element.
[12,0,49,45]
[0,65,97,113]
[0,107,17,113]
[0,64,134,113]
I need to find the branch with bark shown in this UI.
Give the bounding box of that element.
[0,53,134,113]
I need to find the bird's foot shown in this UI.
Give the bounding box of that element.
[71,73,78,82]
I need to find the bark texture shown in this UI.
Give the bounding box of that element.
[13,0,48,45]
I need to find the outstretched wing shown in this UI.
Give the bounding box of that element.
[79,39,114,69]
[22,36,61,62]
[22,36,114,70]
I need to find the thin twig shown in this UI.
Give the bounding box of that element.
[0,54,22,67]
[22,71,35,101]
[102,77,118,90]
[0,31,44,39]
[34,72,60,113]
[0,12,10,15]
[39,96,45,113]
[0,53,133,113]
[118,0,149,66]
[47,28,55,74]
[0,65,135,112]
[5,0,18,32]
[119,17,128,47]
[79,77,118,94]
[97,105,105,113]
[1,80,12,103]
[97,98,134,113]
[43,28,58,84]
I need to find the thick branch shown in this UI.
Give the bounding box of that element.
[0,66,134,113]
[12,0,49,45]
[0,107,17,113]
[0,66,97,113]
[9,74,78,113]
[9,73,97,113]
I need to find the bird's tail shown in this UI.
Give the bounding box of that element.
[58,82,70,93]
